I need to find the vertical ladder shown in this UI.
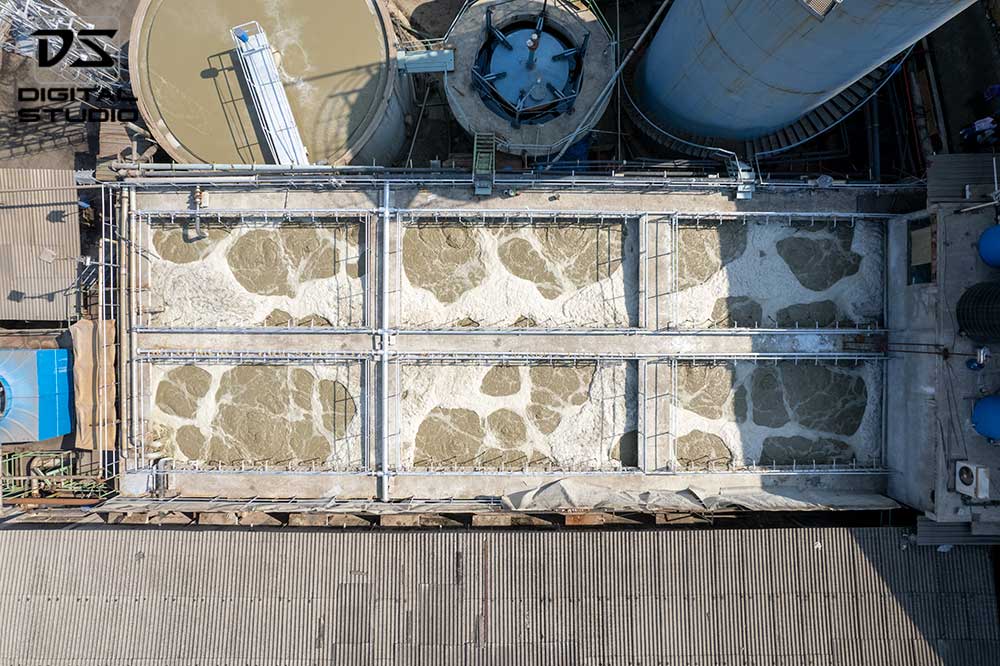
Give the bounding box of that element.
[473,132,496,196]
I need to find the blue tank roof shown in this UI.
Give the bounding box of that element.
[0,349,73,444]
[978,226,1000,267]
[972,395,1000,442]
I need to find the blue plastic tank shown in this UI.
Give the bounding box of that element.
[979,226,1000,267]
[0,349,73,444]
[972,395,1000,441]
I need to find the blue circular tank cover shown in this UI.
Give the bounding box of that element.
[972,395,1000,440]
[978,226,1000,267]
[0,375,9,421]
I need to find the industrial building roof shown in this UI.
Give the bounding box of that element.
[0,169,81,322]
[0,527,996,665]
[927,153,1000,204]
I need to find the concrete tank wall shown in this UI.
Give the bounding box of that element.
[635,0,975,140]
[353,70,411,167]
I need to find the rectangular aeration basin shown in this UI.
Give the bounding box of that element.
[140,216,367,330]
[399,216,640,329]
[394,360,638,471]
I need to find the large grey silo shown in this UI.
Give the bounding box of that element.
[635,0,975,141]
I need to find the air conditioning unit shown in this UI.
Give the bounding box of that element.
[956,462,991,500]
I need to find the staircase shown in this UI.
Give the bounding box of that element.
[748,62,895,158]
[473,133,496,196]
[629,60,899,162]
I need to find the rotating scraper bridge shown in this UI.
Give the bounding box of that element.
[93,172,893,512]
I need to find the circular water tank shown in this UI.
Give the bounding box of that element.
[979,226,1000,267]
[958,282,1000,343]
[444,0,613,156]
[973,395,1000,441]
[129,0,408,165]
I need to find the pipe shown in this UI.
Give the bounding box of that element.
[127,187,139,471]
[893,208,932,223]
[117,187,128,482]
[123,176,258,185]
[112,162,383,172]
[921,38,950,154]
[957,200,1000,214]
[544,0,672,169]
[615,0,622,161]
[872,95,881,182]
[405,84,432,167]
[906,61,935,164]
[379,181,391,503]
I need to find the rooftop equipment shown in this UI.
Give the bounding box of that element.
[632,0,976,155]
[958,282,1000,344]
[955,460,991,498]
[231,22,309,166]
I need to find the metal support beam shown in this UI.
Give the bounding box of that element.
[379,182,392,502]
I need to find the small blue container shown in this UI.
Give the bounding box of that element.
[972,395,1000,441]
[978,226,1000,267]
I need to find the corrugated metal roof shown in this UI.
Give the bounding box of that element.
[927,154,1000,204]
[0,169,81,321]
[0,527,996,665]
